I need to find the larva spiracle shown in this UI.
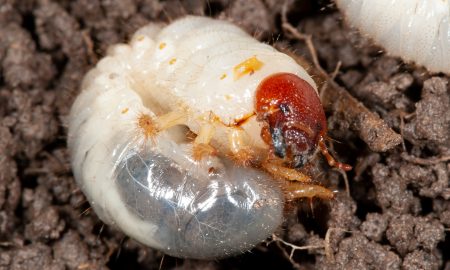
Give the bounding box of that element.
[336,0,450,74]
[68,16,350,259]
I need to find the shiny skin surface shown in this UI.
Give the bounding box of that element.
[336,0,450,74]
[255,73,327,167]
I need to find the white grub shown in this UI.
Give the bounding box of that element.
[336,0,450,74]
[67,16,290,259]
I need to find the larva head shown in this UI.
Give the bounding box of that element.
[255,73,326,168]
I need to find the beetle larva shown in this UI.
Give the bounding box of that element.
[336,0,450,74]
[68,16,349,259]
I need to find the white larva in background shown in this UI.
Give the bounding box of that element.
[68,16,349,259]
[336,0,450,74]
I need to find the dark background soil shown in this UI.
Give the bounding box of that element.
[0,0,449,269]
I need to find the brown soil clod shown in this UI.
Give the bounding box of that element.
[321,81,403,152]
[0,0,449,269]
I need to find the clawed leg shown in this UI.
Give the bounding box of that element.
[318,136,352,171]
[155,110,188,131]
[228,128,254,166]
[284,182,334,201]
[262,159,334,200]
[138,110,187,139]
[138,111,217,161]
[192,123,216,160]
[262,159,311,182]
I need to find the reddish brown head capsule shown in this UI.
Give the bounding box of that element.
[255,73,327,168]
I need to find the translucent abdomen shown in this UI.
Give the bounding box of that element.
[112,136,283,259]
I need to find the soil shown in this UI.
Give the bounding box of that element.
[0,0,449,269]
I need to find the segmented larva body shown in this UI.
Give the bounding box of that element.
[68,16,347,259]
[336,0,450,74]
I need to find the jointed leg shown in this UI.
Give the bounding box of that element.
[228,128,254,166]
[155,110,188,131]
[262,159,334,200]
[192,123,216,160]
[262,159,311,182]
[318,136,352,171]
[284,182,334,201]
[138,110,188,139]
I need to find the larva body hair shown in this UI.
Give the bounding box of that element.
[336,0,450,74]
[68,16,346,259]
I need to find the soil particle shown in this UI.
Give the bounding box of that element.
[2,88,58,159]
[0,1,449,269]
[322,82,403,152]
[70,0,104,25]
[24,206,64,241]
[327,193,360,230]
[0,3,22,26]
[357,81,402,110]
[389,73,414,92]
[339,69,363,89]
[386,214,444,256]
[399,162,450,199]
[360,212,388,242]
[370,58,402,82]
[226,0,272,38]
[0,127,21,221]
[372,164,419,214]
[102,0,138,19]
[9,243,64,270]
[317,233,401,270]
[0,24,55,89]
[404,77,450,149]
[285,223,307,243]
[34,1,86,57]
[0,129,20,207]
[414,217,446,251]
[436,199,450,227]
[300,13,363,71]
[137,0,164,18]
[402,249,441,270]
[53,230,93,269]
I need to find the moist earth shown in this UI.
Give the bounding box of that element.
[0,0,448,269]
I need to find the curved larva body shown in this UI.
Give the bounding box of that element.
[336,0,450,74]
[68,16,292,259]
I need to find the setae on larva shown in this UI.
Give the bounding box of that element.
[336,0,450,74]
[68,16,350,259]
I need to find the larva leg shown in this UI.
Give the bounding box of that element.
[262,160,334,200]
[318,136,352,171]
[138,111,187,138]
[262,160,311,182]
[284,182,334,201]
[156,110,188,131]
[228,128,254,166]
[192,123,216,160]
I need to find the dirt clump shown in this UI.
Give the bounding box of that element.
[0,0,448,269]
